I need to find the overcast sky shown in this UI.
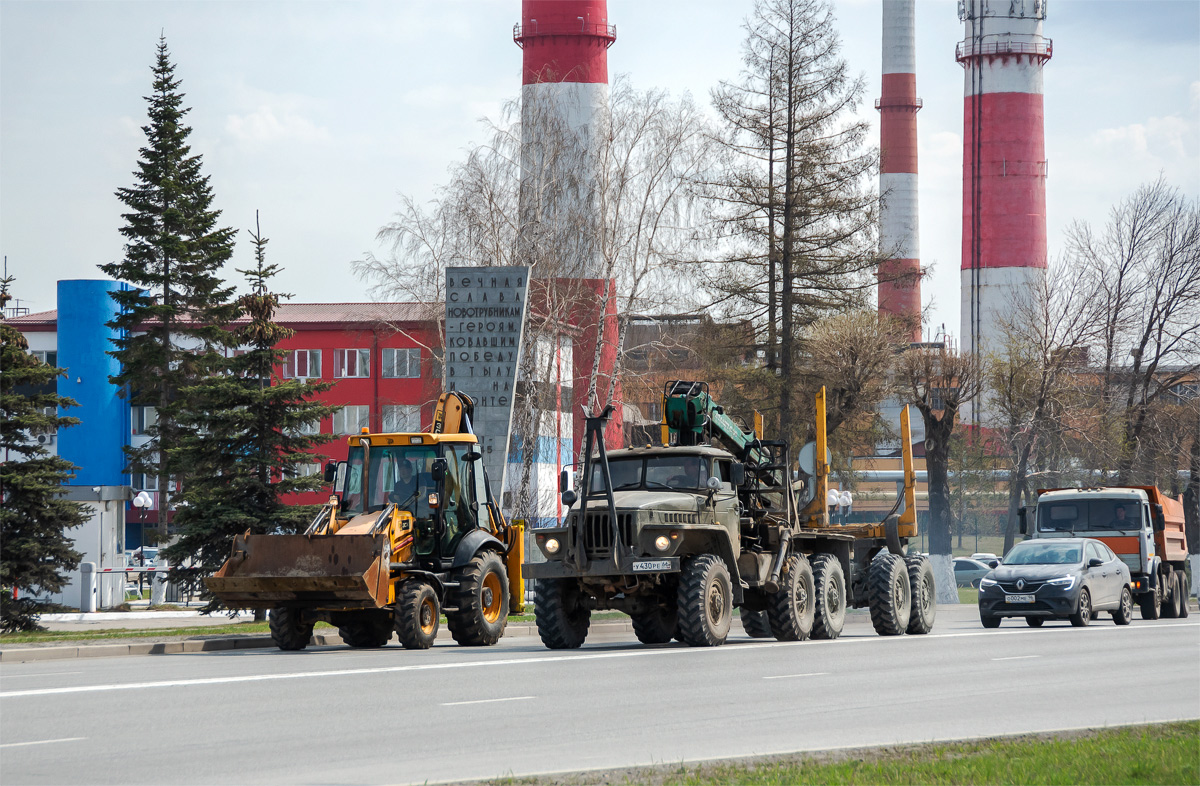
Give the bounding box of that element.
[2,0,1196,340]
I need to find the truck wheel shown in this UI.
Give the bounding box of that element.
[447,550,509,646]
[394,580,440,649]
[1140,579,1162,620]
[534,578,590,649]
[1112,586,1133,626]
[739,608,773,639]
[767,554,815,641]
[1161,571,1182,619]
[1069,588,1092,627]
[1179,574,1190,618]
[905,555,936,634]
[269,607,314,651]
[868,552,912,636]
[632,602,678,644]
[677,554,733,647]
[811,554,846,640]
[338,612,393,648]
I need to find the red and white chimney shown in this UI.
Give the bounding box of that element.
[877,0,923,342]
[958,0,1051,363]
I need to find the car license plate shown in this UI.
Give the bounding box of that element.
[632,560,672,572]
[1006,594,1035,604]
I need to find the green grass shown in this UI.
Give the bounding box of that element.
[959,587,979,604]
[489,722,1199,785]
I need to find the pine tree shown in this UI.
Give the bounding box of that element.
[0,278,87,631]
[161,216,337,607]
[99,35,238,540]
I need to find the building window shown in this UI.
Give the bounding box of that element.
[643,401,662,421]
[283,349,322,379]
[382,348,421,379]
[333,405,371,435]
[334,349,371,379]
[382,404,421,433]
[284,462,322,479]
[287,419,322,437]
[30,350,58,367]
[132,473,159,492]
[132,406,157,435]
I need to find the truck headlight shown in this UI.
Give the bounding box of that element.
[544,538,560,554]
[1046,575,1075,589]
[654,535,670,552]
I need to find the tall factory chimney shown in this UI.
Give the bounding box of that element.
[877,0,923,342]
[958,0,1051,390]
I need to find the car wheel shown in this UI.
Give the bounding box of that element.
[980,613,1001,629]
[1025,616,1044,628]
[1070,588,1092,627]
[1112,586,1133,626]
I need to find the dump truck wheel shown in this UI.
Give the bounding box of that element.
[632,601,678,644]
[1179,574,1190,618]
[1140,579,1162,620]
[338,612,392,648]
[268,607,314,651]
[869,553,912,636]
[905,554,936,634]
[677,554,733,647]
[739,608,773,639]
[767,554,814,641]
[810,554,846,640]
[1161,570,1181,619]
[1113,586,1133,626]
[394,580,440,650]
[447,550,509,646]
[534,578,590,649]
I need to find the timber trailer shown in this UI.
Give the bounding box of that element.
[207,392,524,650]
[525,381,934,648]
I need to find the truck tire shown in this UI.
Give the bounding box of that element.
[1179,574,1190,618]
[1140,579,1161,620]
[677,554,733,647]
[868,552,912,636]
[905,555,936,635]
[739,608,773,639]
[632,602,678,644]
[1161,571,1182,619]
[1112,586,1134,626]
[269,607,314,651]
[1069,588,1092,627]
[338,611,393,648]
[394,579,440,650]
[446,550,509,646]
[810,554,846,640]
[766,554,815,641]
[534,578,590,649]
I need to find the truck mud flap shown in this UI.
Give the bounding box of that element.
[205,533,391,609]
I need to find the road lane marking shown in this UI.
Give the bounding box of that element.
[763,672,829,679]
[2,621,1195,699]
[441,695,534,706]
[992,655,1041,661]
[0,737,86,749]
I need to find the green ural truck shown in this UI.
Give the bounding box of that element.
[524,381,936,648]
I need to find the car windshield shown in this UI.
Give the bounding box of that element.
[1004,542,1083,565]
[591,455,710,491]
[1038,499,1142,533]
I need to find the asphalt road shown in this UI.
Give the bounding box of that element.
[2,606,1197,785]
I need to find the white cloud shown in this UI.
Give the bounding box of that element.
[224,106,330,145]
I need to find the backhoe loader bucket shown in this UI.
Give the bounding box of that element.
[205,533,391,609]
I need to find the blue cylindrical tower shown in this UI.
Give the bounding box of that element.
[56,280,131,486]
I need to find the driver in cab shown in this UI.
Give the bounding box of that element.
[389,461,419,513]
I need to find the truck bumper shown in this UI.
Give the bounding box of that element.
[524,555,680,580]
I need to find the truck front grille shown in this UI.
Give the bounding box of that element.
[576,511,635,557]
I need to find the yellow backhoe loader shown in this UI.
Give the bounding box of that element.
[207,392,524,650]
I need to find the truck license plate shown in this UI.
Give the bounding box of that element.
[632,560,672,572]
[1006,594,1035,604]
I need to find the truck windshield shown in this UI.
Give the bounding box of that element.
[1004,541,1083,565]
[591,455,710,491]
[1037,499,1142,533]
[340,444,438,516]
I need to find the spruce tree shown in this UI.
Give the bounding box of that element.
[99,35,238,540]
[0,278,87,631]
[162,216,337,608]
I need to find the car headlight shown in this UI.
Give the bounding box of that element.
[1046,575,1075,589]
[979,577,997,589]
[544,538,560,554]
[654,535,670,552]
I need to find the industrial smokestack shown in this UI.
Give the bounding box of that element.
[958,0,1051,371]
[877,0,923,342]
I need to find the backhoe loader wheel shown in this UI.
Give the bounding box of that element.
[868,552,912,636]
[631,600,678,644]
[269,607,315,651]
[337,611,393,648]
[677,554,733,647]
[447,550,509,646]
[810,554,846,641]
[767,554,815,641]
[739,608,773,639]
[394,580,440,650]
[904,554,936,635]
[534,578,591,649]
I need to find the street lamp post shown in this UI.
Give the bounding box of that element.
[132,491,152,595]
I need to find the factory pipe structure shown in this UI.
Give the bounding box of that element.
[877,0,923,342]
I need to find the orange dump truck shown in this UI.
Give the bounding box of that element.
[1022,486,1190,619]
